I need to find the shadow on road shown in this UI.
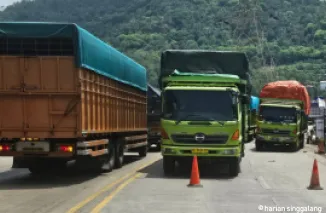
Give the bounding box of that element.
[138,159,238,180]
[0,155,141,190]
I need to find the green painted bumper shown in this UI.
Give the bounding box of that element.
[161,144,241,157]
[256,134,298,143]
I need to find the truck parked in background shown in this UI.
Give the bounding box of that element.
[159,50,252,177]
[256,80,310,151]
[147,84,162,151]
[248,96,259,141]
[0,22,148,174]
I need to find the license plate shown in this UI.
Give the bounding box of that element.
[16,141,50,152]
[191,148,208,154]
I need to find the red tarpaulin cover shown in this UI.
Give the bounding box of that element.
[259,80,310,115]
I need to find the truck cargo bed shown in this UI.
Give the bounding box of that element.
[0,56,146,138]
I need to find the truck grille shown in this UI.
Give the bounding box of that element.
[261,129,291,135]
[171,134,228,144]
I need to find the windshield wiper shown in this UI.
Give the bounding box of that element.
[175,114,224,125]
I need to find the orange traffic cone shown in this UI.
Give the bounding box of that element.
[187,156,203,187]
[307,159,323,190]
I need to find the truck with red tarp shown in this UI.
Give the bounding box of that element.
[256,80,310,151]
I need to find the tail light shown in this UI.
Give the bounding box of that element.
[231,129,240,140]
[292,128,297,135]
[0,145,11,151]
[161,127,169,139]
[257,127,261,133]
[58,145,73,152]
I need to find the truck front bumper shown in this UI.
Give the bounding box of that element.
[256,134,297,144]
[161,144,241,157]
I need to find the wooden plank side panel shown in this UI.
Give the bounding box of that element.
[0,56,80,138]
[0,95,79,138]
[24,57,77,93]
[0,56,23,92]
[80,68,147,133]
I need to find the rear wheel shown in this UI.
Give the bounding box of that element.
[156,143,162,152]
[101,145,115,173]
[299,134,305,149]
[115,142,125,169]
[255,140,263,151]
[138,145,148,157]
[163,156,175,175]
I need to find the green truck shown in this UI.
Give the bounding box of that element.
[256,81,310,151]
[159,50,252,177]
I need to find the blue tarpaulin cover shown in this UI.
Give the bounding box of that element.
[250,96,260,110]
[0,22,147,91]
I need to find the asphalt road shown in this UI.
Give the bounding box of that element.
[0,143,326,213]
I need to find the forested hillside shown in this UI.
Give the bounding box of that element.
[1,0,326,95]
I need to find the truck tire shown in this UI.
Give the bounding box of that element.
[248,135,253,142]
[255,140,263,151]
[229,158,240,177]
[101,145,115,173]
[299,135,305,149]
[163,156,175,175]
[156,143,161,152]
[138,145,148,157]
[291,142,299,152]
[115,142,125,169]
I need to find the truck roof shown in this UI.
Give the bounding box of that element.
[259,80,310,115]
[160,50,250,81]
[0,22,147,92]
[162,70,243,85]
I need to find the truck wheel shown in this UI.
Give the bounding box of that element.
[101,145,115,173]
[299,135,305,149]
[291,142,299,152]
[115,142,125,169]
[156,143,161,152]
[255,140,263,151]
[138,145,148,157]
[163,156,175,175]
[229,158,240,177]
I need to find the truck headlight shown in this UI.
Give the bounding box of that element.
[222,149,236,155]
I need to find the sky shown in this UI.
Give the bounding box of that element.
[1,0,22,7]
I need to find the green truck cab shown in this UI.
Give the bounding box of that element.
[256,82,310,151]
[159,50,252,177]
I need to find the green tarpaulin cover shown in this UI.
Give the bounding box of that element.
[0,22,147,91]
[160,50,250,81]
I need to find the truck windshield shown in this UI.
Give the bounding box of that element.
[163,90,238,121]
[259,106,297,123]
